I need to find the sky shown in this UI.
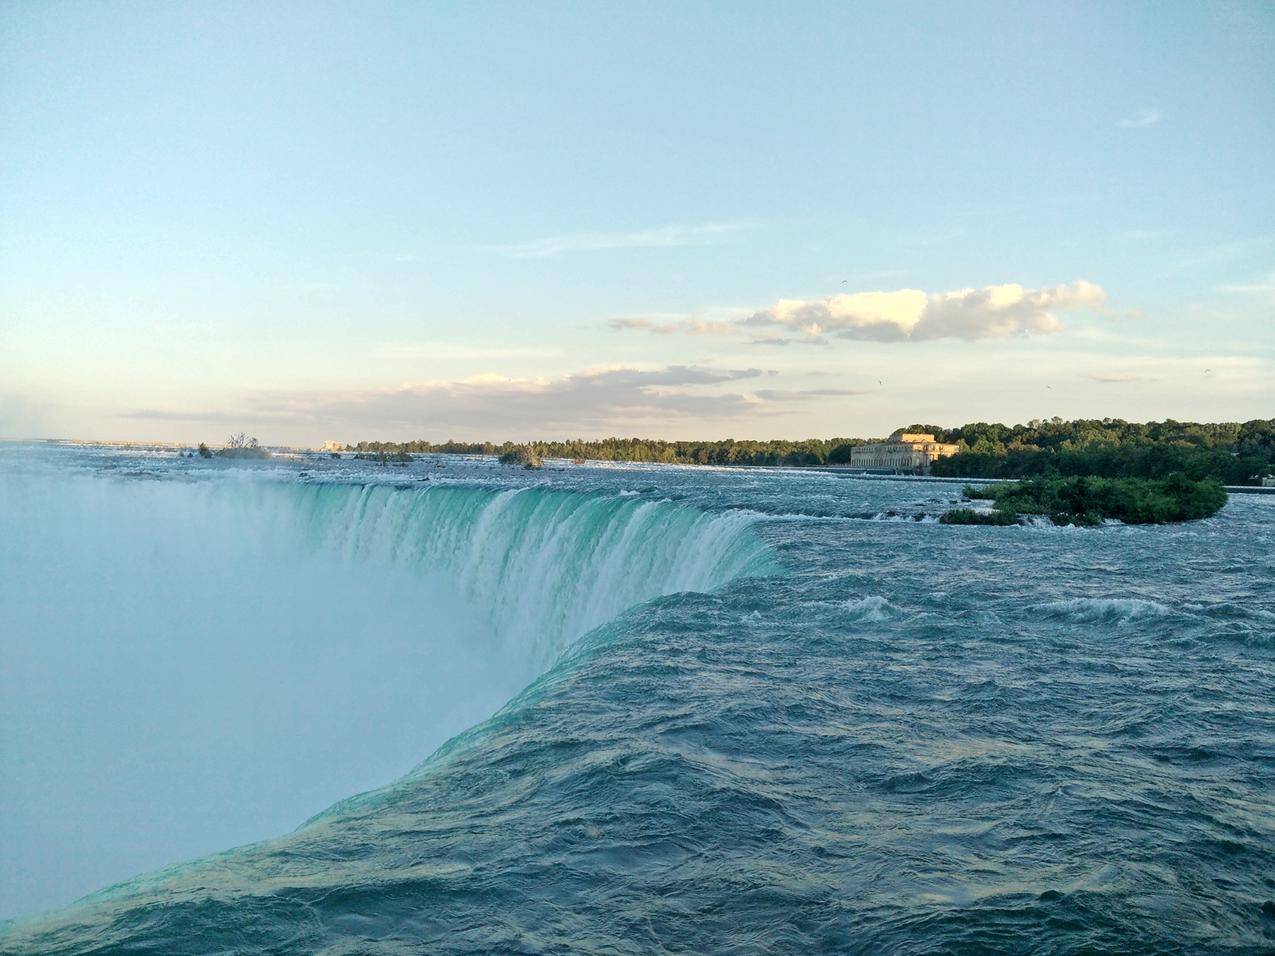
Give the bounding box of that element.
[1,0,1272,446]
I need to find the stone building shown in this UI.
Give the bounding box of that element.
[849,430,960,474]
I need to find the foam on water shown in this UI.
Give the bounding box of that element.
[841,595,899,621]
[1035,596,1180,624]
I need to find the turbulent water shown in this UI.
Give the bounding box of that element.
[2,445,1273,953]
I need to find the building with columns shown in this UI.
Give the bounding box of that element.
[849,430,960,474]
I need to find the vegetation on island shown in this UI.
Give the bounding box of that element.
[957,474,1228,526]
[213,433,271,460]
[344,418,1275,485]
[353,449,412,465]
[499,448,543,469]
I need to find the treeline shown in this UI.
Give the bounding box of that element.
[346,436,867,467]
[927,418,1275,485]
[345,417,1275,484]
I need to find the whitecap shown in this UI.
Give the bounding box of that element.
[842,595,899,622]
[1035,597,1178,624]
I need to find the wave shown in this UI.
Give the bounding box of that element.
[867,510,939,523]
[1034,597,1178,624]
[841,595,899,621]
[721,509,946,523]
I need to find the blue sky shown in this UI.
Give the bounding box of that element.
[1,0,1272,444]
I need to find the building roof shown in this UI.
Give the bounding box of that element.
[887,430,937,443]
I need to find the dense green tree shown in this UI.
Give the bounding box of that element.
[931,418,1274,485]
[964,474,1229,525]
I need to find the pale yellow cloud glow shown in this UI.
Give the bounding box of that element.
[749,280,1107,342]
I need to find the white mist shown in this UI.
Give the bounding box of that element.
[0,464,770,919]
[0,473,520,919]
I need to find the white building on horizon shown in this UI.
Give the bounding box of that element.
[849,430,960,474]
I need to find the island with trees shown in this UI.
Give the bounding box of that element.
[498,448,543,469]
[943,474,1229,526]
[199,434,271,460]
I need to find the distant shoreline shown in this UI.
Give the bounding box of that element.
[10,439,1274,495]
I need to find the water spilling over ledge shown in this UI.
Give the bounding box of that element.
[0,462,776,922]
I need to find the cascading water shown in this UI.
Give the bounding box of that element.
[0,467,775,920]
[262,481,776,666]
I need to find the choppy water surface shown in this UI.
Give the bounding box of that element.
[2,444,1273,953]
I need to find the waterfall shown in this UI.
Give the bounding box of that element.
[0,469,775,918]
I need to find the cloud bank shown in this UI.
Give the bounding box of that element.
[124,365,860,437]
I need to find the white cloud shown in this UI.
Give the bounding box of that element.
[752,387,866,401]
[609,281,1108,344]
[1088,373,1147,384]
[608,317,737,336]
[1216,271,1275,297]
[497,222,750,259]
[746,289,929,341]
[747,335,831,348]
[744,281,1107,342]
[1119,108,1163,129]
